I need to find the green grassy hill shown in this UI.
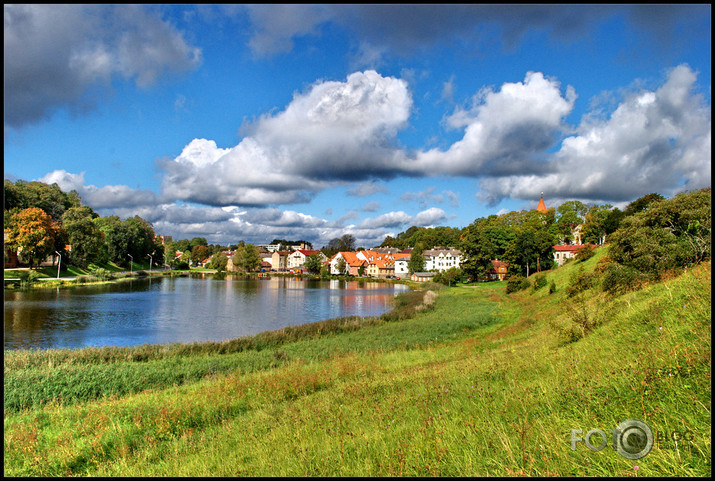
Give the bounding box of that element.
[4,246,710,476]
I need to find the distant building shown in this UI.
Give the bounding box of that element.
[423,249,463,272]
[287,249,326,269]
[536,194,547,213]
[489,260,509,281]
[411,272,436,282]
[552,244,596,266]
[394,256,410,277]
[329,252,367,275]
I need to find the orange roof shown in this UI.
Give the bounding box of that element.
[340,251,367,267]
[536,196,547,213]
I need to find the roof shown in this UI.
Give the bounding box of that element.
[295,249,321,256]
[339,251,367,267]
[537,196,547,213]
[552,244,595,252]
[423,249,462,257]
[491,260,509,268]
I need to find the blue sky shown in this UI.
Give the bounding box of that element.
[4,5,711,247]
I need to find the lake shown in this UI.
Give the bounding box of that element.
[3,276,410,350]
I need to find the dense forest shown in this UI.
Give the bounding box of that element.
[4,179,710,283]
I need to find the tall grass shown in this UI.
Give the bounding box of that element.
[4,253,710,476]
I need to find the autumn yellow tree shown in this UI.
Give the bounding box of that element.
[5,207,60,269]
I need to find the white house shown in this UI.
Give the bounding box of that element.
[423,249,463,272]
[552,244,596,266]
[286,249,326,269]
[394,257,410,277]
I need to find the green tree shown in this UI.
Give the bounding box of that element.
[624,192,665,215]
[4,207,60,269]
[124,216,158,262]
[61,206,104,268]
[304,253,323,274]
[608,188,710,279]
[408,242,425,274]
[189,237,208,249]
[335,256,347,275]
[580,204,615,244]
[94,216,129,265]
[209,252,229,272]
[191,244,210,265]
[232,244,261,272]
[555,200,588,244]
[435,267,463,287]
[4,180,80,223]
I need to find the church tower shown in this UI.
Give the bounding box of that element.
[536,192,547,213]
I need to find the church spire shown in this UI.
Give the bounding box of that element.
[536,192,547,213]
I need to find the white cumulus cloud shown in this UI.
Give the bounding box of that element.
[478,64,711,204]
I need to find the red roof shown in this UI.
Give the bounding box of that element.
[553,244,595,252]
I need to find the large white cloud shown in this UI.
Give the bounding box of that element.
[410,71,576,177]
[478,64,711,204]
[4,4,201,128]
[158,70,413,206]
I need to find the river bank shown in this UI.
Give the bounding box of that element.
[4,266,415,290]
[4,249,711,476]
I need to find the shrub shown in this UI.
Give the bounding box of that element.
[566,270,600,298]
[17,270,40,287]
[549,280,557,294]
[601,263,648,296]
[532,274,548,291]
[93,268,113,281]
[506,275,530,293]
[550,293,601,343]
[575,245,596,262]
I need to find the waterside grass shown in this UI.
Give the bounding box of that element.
[4,250,710,476]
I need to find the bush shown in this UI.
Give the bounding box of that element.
[532,274,548,291]
[549,280,557,294]
[506,276,530,293]
[566,270,600,298]
[601,263,648,296]
[93,268,113,281]
[17,270,40,287]
[575,245,596,262]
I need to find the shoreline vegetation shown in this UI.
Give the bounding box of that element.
[3,265,411,290]
[4,247,711,476]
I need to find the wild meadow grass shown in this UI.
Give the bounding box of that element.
[4,252,711,476]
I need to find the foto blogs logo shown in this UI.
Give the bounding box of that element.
[571,419,654,460]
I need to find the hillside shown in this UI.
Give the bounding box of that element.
[4,246,711,476]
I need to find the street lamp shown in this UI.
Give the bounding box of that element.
[128,254,133,274]
[55,251,61,279]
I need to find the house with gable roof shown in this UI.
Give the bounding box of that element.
[423,249,463,272]
[329,251,367,276]
[287,249,327,270]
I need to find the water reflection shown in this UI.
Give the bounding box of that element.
[4,277,409,350]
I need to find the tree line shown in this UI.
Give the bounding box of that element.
[5,179,709,282]
[5,180,161,270]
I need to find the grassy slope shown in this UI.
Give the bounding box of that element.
[4,248,711,476]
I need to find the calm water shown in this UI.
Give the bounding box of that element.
[4,276,409,350]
